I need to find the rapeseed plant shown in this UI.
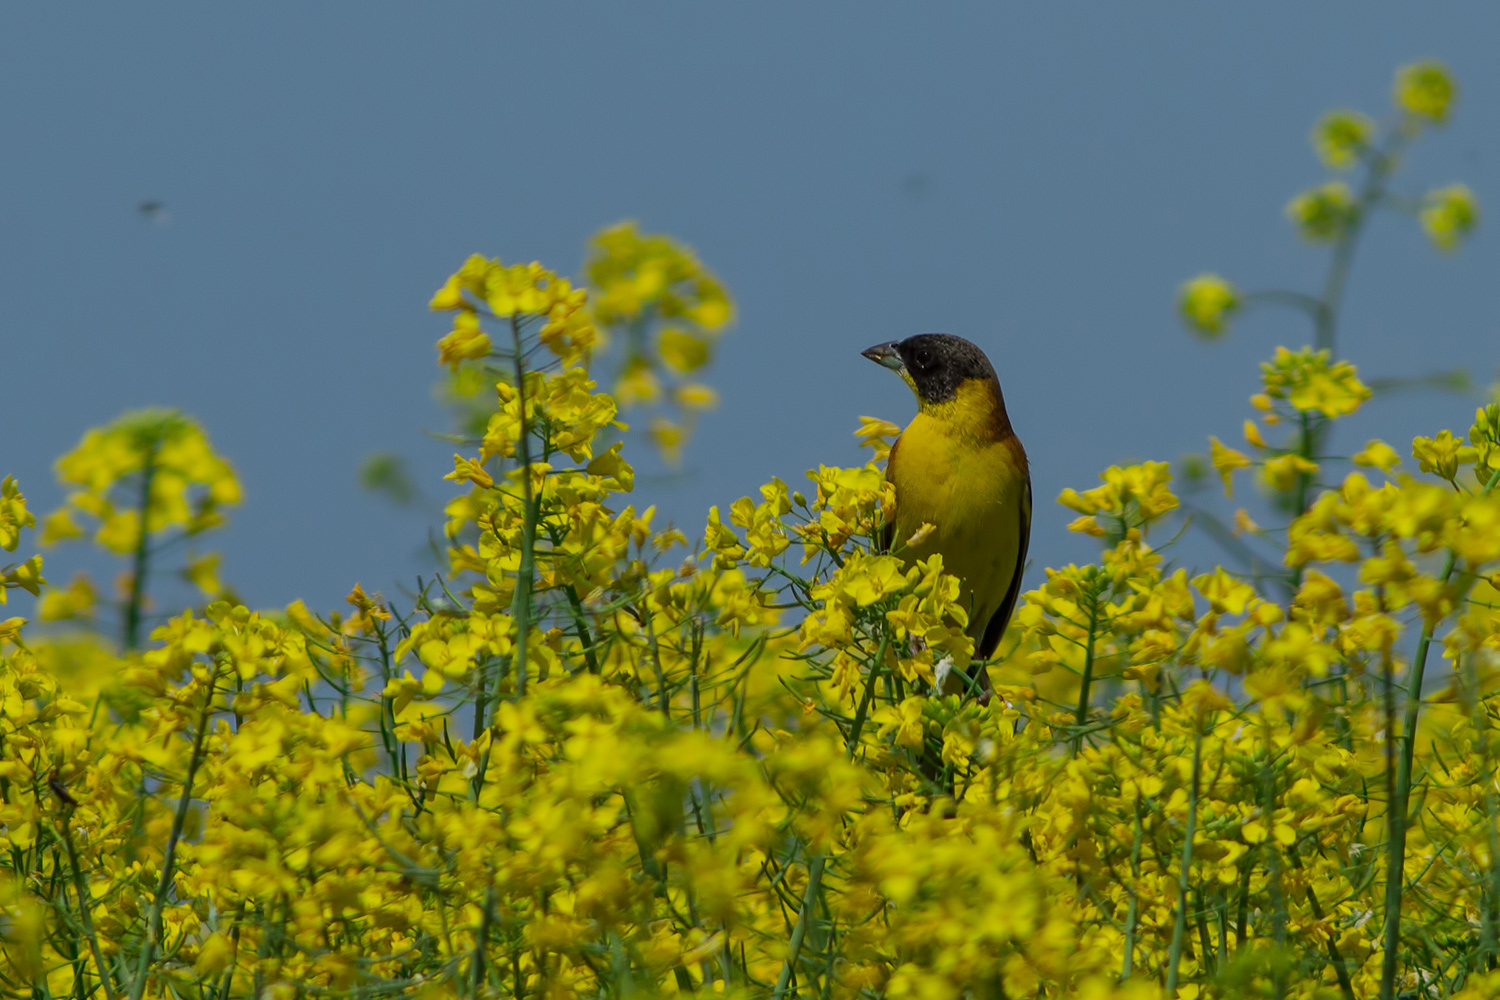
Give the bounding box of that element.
[1,60,1496,1000]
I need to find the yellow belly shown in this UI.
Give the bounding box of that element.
[889,412,1028,642]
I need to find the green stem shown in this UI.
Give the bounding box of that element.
[128,663,219,1000]
[772,854,826,1000]
[470,883,495,996]
[563,585,600,674]
[1465,651,1500,968]
[1316,134,1401,356]
[1072,595,1100,756]
[845,630,888,760]
[1165,724,1202,997]
[1377,467,1500,996]
[123,442,160,651]
[1380,552,1470,997]
[1287,842,1355,1000]
[1264,757,1289,1000]
[60,817,118,1000]
[1121,800,1144,980]
[508,315,536,700]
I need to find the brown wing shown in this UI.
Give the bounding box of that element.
[977,473,1031,661]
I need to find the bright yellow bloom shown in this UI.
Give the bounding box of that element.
[1262,453,1319,492]
[1412,429,1478,480]
[39,572,96,621]
[1208,437,1250,497]
[675,383,719,411]
[658,327,709,373]
[1353,438,1401,472]
[1259,346,1370,418]
[48,409,240,556]
[445,454,495,490]
[0,477,33,552]
[435,310,492,371]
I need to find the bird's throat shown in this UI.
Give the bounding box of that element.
[914,377,1013,443]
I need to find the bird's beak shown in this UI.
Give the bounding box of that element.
[861,342,905,372]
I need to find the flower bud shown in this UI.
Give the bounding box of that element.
[1395,61,1456,123]
[1177,274,1240,338]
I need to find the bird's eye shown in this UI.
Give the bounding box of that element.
[913,349,932,369]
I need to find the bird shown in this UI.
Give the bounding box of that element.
[862,333,1031,698]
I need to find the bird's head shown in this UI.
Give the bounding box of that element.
[861,333,999,408]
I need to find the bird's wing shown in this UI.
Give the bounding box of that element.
[977,474,1032,661]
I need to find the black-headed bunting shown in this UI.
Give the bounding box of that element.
[862,334,1032,698]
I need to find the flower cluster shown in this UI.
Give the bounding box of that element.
[3,61,1498,1000]
[1185,61,1479,345]
[426,224,734,471]
[585,222,735,464]
[7,295,1499,998]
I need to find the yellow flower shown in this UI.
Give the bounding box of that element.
[1262,453,1318,492]
[1421,184,1479,251]
[585,442,636,492]
[1067,515,1105,537]
[1060,462,1177,529]
[0,615,26,646]
[1412,429,1478,481]
[39,508,82,545]
[1286,181,1356,242]
[1395,60,1456,123]
[1311,109,1373,169]
[587,222,735,330]
[0,477,34,552]
[658,327,709,373]
[1353,439,1401,472]
[675,383,719,411]
[183,552,223,597]
[874,696,927,749]
[1260,347,1370,418]
[650,417,684,465]
[614,360,661,406]
[1177,274,1239,337]
[1471,404,1500,471]
[1208,437,1250,497]
[1182,678,1233,722]
[435,311,492,371]
[854,414,900,446]
[1192,567,1255,616]
[444,454,494,490]
[1,555,46,600]
[48,408,241,556]
[38,572,96,621]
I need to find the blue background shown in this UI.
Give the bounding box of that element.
[3,5,1496,619]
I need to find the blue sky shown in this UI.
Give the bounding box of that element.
[4,5,1497,619]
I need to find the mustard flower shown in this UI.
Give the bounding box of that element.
[0,477,33,552]
[1286,181,1357,242]
[1259,346,1371,418]
[1312,109,1374,169]
[1177,273,1240,337]
[1421,183,1479,251]
[1395,60,1456,123]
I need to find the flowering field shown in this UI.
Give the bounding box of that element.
[2,62,1497,999]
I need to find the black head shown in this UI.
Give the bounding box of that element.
[861,333,998,405]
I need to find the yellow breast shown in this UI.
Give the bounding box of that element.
[888,379,1028,641]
